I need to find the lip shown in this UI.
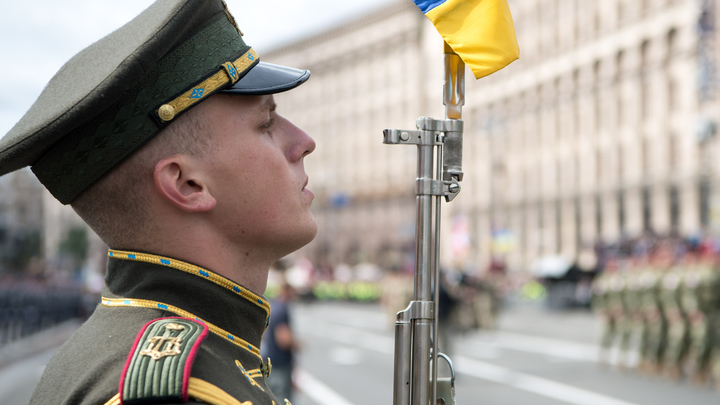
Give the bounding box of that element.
[302,177,314,198]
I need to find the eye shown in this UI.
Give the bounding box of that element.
[260,118,275,130]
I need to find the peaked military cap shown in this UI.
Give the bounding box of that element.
[0,0,310,204]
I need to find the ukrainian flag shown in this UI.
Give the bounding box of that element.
[413,0,519,79]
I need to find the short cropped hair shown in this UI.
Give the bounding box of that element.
[71,108,215,248]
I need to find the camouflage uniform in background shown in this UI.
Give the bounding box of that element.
[638,264,666,374]
[659,264,688,379]
[620,263,645,369]
[599,262,626,365]
[680,256,713,384]
[702,261,720,390]
[591,270,613,364]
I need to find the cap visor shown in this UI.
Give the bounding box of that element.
[220,61,310,95]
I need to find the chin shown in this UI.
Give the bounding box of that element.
[274,219,317,258]
[296,219,318,248]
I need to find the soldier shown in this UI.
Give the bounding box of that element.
[1,1,317,404]
[593,256,623,365]
[680,245,714,384]
[638,241,671,375]
[701,245,720,390]
[659,242,690,380]
[619,251,647,370]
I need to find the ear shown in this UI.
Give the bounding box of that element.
[153,156,216,212]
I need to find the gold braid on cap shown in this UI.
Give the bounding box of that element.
[155,48,257,123]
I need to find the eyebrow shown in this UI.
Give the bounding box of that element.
[263,97,277,112]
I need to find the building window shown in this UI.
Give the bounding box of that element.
[700,179,710,227]
[615,50,624,127]
[668,133,678,170]
[538,203,545,251]
[641,137,650,176]
[669,185,680,231]
[593,60,602,132]
[618,190,626,234]
[574,197,582,250]
[595,194,603,237]
[556,200,562,253]
[666,28,677,63]
[640,40,651,120]
[667,76,676,112]
[642,187,652,231]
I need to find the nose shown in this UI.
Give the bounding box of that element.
[287,119,315,161]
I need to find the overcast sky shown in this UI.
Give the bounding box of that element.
[0,0,393,137]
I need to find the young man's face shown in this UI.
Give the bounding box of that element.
[198,94,317,258]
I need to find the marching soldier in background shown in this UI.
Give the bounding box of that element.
[638,242,670,375]
[591,263,611,363]
[659,245,689,380]
[620,251,647,370]
[702,246,720,390]
[593,256,623,365]
[679,245,714,384]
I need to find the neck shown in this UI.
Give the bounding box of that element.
[125,226,275,295]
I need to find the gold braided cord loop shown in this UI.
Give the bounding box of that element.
[156,47,258,122]
[107,249,271,315]
[102,297,261,359]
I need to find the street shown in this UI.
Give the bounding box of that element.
[291,301,720,405]
[2,301,720,405]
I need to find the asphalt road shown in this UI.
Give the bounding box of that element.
[290,301,720,405]
[2,301,720,404]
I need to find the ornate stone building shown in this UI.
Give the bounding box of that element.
[462,0,719,272]
[266,0,720,274]
[4,1,713,276]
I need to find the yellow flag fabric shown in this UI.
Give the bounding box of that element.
[418,0,519,79]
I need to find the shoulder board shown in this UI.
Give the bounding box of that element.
[120,317,209,404]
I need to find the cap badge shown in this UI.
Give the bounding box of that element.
[140,322,185,360]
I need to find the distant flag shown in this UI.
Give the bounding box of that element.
[413,0,520,79]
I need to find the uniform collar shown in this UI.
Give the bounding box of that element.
[104,249,270,351]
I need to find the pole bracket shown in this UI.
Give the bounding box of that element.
[396,300,435,324]
[416,178,461,202]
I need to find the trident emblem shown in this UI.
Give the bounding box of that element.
[140,322,185,360]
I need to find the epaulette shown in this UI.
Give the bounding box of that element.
[120,317,208,404]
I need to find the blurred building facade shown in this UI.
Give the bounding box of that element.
[1,0,717,277]
[0,169,103,281]
[0,169,44,273]
[268,0,720,274]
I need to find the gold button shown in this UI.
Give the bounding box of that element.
[158,104,176,122]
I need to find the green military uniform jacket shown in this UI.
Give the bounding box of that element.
[30,250,283,405]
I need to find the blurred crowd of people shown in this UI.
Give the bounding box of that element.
[0,275,93,346]
[591,234,720,389]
